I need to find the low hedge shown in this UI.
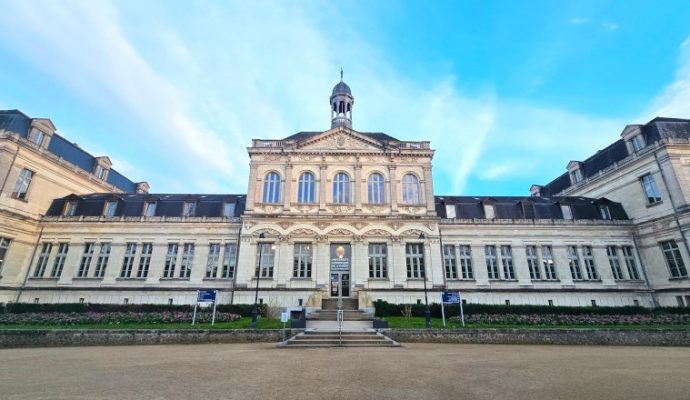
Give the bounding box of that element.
[373,300,685,318]
[1,303,265,317]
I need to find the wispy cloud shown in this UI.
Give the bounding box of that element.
[641,36,690,120]
[570,17,590,25]
[602,22,619,31]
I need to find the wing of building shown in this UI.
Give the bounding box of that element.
[0,80,688,309]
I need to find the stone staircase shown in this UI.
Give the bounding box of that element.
[280,330,399,348]
[280,297,399,348]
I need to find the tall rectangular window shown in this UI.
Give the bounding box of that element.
[206,243,221,278]
[582,246,598,280]
[368,243,387,279]
[256,243,275,278]
[50,243,69,278]
[94,243,111,278]
[485,245,499,279]
[0,237,11,275]
[293,243,313,278]
[567,245,583,280]
[77,243,95,277]
[406,243,425,279]
[445,204,456,219]
[179,243,195,278]
[120,243,137,278]
[33,243,52,277]
[64,201,77,216]
[137,243,153,278]
[458,245,473,279]
[661,240,687,278]
[631,135,645,151]
[12,169,34,200]
[163,243,179,278]
[143,201,157,217]
[542,246,557,280]
[443,245,458,280]
[607,246,624,280]
[221,243,237,278]
[103,201,118,217]
[526,245,541,280]
[561,205,573,220]
[640,174,662,204]
[501,245,515,280]
[599,206,611,220]
[622,246,640,280]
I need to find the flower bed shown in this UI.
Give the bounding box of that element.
[0,311,241,326]
[449,313,690,326]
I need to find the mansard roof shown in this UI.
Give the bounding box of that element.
[45,193,245,218]
[0,109,137,193]
[283,130,399,142]
[540,116,690,196]
[435,195,628,220]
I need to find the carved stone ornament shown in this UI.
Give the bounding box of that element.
[291,228,319,236]
[363,229,391,237]
[330,205,353,213]
[336,135,346,147]
[401,229,423,237]
[316,221,331,230]
[328,228,354,236]
[256,228,281,237]
[279,221,292,229]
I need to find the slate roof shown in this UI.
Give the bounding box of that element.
[332,81,352,96]
[541,117,690,196]
[435,195,628,220]
[0,109,137,192]
[46,193,245,218]
[282,130,399,142]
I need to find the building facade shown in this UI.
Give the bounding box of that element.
[0,80,688,309]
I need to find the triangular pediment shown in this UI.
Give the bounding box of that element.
[297,127,384,151]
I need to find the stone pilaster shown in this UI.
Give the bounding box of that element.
[471,244,489,287]
[553,245,574,287]
[354,164,362,211]
[423,166,435,215]
[246,163,258,211]
[146,243,166,283]
[102,243,125,284]
[593,244,616,287]
[389,165,398,213]
[512,245,532,286]
[283,164,293,210]
[57,242,81,284]
[319,165,327,211]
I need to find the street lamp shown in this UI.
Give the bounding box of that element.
[250,232,265,328]
[419,232,431,329]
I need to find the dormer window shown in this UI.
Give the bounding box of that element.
[93,156,112,181]
[183,201,196,217]
[103,201,118,217]
[561,205,573,219]
[631,135,645,152]
[223,202,236,218]
[143,201,157,217]
[573,169,583,183]
[599,205,611,220]
[64,201,78,216]
[567,161,584,185]
[29,128,45,146]
[445,204,456,219]
[483,204,495,219]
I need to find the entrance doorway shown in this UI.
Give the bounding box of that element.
[329,243,351,298]
[330,273,350,297]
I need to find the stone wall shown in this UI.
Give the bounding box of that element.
[386,328,690,346]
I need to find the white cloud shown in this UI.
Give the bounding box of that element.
[602,22,619,31]
[641,36,690,120]
[570,17,590,24]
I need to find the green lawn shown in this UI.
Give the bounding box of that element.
[381,316,690,330]
[0,318,287,330]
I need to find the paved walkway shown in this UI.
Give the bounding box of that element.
[1,343,689,399]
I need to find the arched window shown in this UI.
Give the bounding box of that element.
[333,172,350,204]
[297,172,315,203]
[402,174,420,204]
[262,172,281,204]
[367,173,385,204]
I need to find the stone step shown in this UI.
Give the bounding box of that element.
[321,298,359,310]
[279,331,401,348]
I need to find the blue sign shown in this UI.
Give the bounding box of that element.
[197,289,217,303]
[441,291,460,304]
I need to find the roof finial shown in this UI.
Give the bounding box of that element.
[340,68,343,81]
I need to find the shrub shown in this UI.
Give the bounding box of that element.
[1,303,262,317]
[0,311,241,326]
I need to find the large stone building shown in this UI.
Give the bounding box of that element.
[0,80,688,309]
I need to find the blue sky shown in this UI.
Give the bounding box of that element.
[1,1,690,195]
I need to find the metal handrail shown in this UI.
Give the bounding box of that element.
[337,308,344,346]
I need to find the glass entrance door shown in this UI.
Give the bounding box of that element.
[330,272,351,297]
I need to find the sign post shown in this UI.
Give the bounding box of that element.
[192,289,218,326]
[441,291,463,327]
[280,310,289,342]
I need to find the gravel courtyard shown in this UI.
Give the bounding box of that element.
[1,343,689,400]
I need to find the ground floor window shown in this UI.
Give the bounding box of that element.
[94,243,111,278]
[607,246,624,280]
[661,240,687,278]
[120,243,137,278]
[485,245,499,279]
[541,246,557,280]
[443,245,458,279]
[34,243,52,278]
[406,243,425,279]
[582,246,598,280]
[137,243,153,278]
[526,245,541,280]
[458,245,473,279]
[179,243,195,278]
[567,246,583,280]
[501,245,514,280]
[622,246,640,280]
[163,243,178,278]
[256,243,275,278]
[368,243,387,279]
[293,243,312,278]
[222,243,237,278]
[206,243,221,278]
[78,243,95,277]
[50,243,69,278]
[0,237,11,276]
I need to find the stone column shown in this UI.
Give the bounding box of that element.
[146,242,166,284]
[190,242,207,284]
[246,163,258,211]
[319,165,328,211]
[315,240,330,289]
[423,166,435,215]
[354,164,362,211]
[101,243,125,284]
[277,240,292,285]
[593,244,616,287]
[427,238,444,287]
[352,239,367,286]
[283,163,293,210]
[390,239,405,286]
[552,245,574,287]
[512,245,532,286]
[389,165,398,214]
[471,244,489,287]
